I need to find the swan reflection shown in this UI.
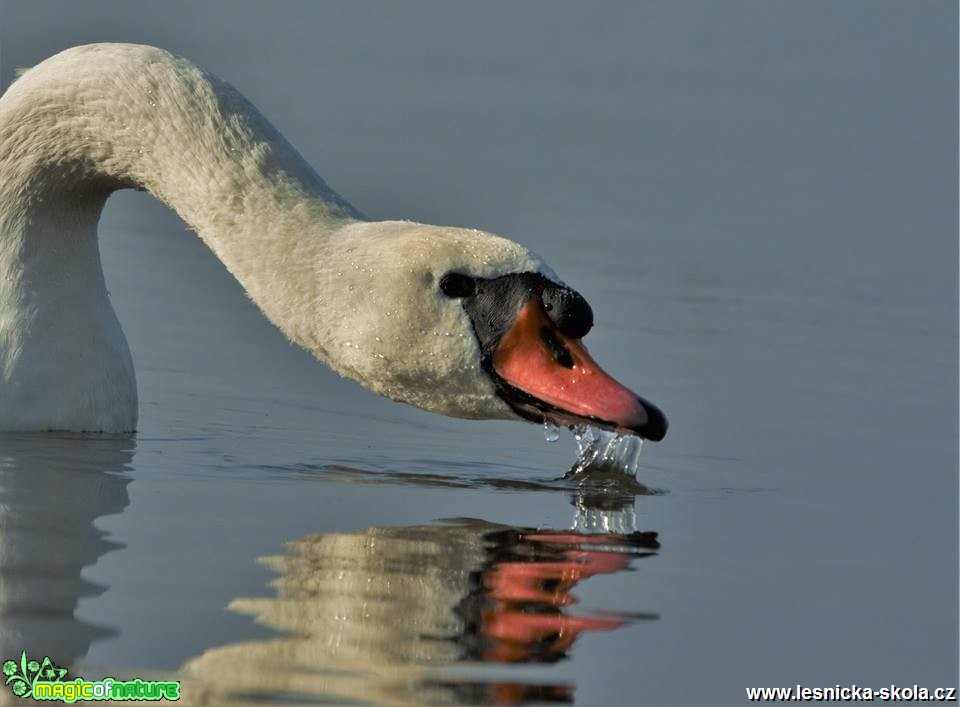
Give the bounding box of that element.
[0,435,133,667]
[183,493,658,705]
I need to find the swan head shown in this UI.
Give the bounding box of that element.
[303,221,667,441]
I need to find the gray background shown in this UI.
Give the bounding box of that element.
[1,2,957,705]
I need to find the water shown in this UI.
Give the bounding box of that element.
[179,519,660,705]
[0,3,957,706]
[567,426,645,479]
[544,422,647,481]
[542,420,560,443]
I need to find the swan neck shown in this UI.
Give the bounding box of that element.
[0,44,362,293]
[0,44,366,431]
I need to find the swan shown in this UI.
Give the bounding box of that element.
[0,43,667,440]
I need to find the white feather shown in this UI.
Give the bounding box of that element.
[0,44,553,432]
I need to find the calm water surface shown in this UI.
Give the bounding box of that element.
[0,2,956,705]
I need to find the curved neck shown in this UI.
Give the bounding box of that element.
[0,44,362,430]
[0,43,362,306]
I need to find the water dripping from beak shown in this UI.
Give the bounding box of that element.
[543,419,561,443]
[567,425,644,478]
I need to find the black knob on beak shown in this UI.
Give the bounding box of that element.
[634,395,668,441]
[542,286,593,339]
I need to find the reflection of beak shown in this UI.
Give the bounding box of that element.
[481,606,625,662]
[485,552,632,606]
[492,299,668,441]
[477,533,641,663]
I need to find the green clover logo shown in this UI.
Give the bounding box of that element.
[3,651,69,699]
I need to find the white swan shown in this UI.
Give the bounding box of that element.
[0,43,666,439]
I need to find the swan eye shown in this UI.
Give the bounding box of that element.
[439,273,476,298]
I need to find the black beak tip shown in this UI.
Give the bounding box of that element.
[633,397,668,442]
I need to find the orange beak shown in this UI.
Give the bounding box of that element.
[492,299,667,440]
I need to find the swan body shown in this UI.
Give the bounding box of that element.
[0,44,666,439]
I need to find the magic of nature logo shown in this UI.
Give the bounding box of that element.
[3,652,180,702]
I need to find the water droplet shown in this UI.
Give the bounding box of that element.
[567,425,643,478]
[543,419,560,443]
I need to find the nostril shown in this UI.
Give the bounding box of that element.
[539,327,575,368]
